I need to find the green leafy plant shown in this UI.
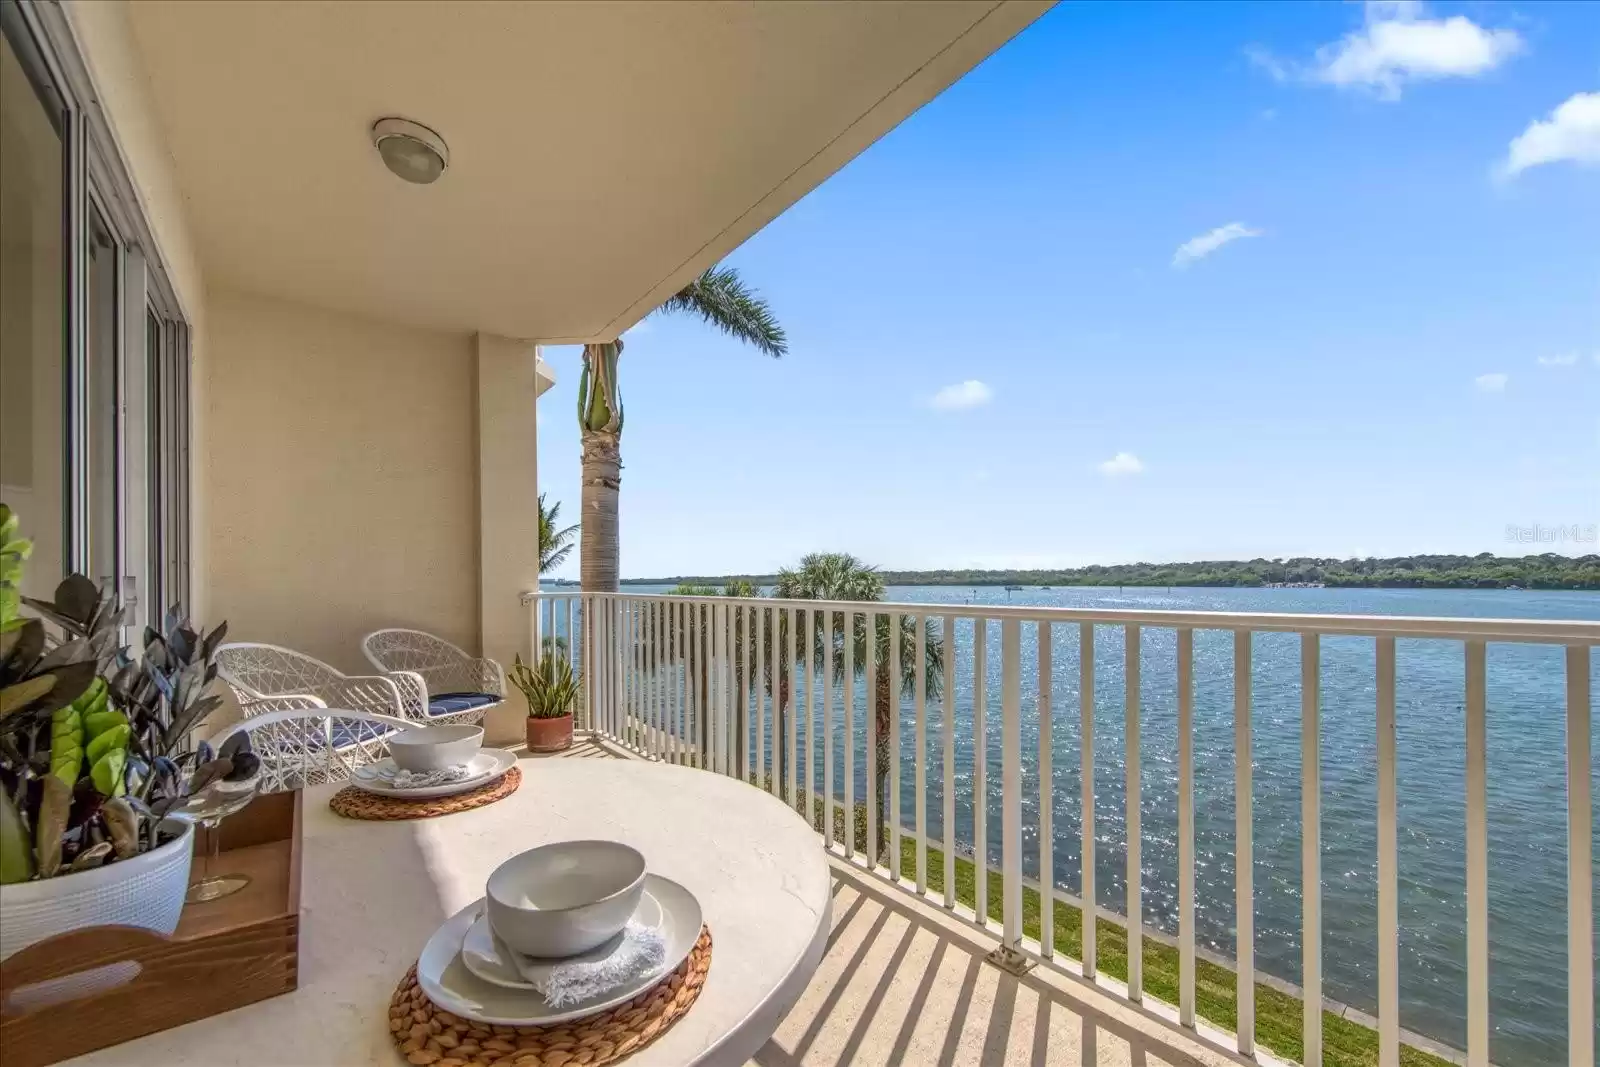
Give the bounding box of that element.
[509,653,581,720]
[538,494,578,575]
[0,504,253,883]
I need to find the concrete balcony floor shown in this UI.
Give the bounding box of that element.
[760,863,1235,1067]
[534,740,1232,1067]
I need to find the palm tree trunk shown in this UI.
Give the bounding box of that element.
[874,668,890,866]
[578,341,623,594]
[776,667,790,792]
[579,427,620,592]
[733,608,748,778]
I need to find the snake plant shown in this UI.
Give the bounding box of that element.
[509,653,582,720]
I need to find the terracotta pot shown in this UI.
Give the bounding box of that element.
[525,714,574,753]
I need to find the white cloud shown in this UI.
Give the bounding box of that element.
[929,380,994,411]
[1537,353,1580,367]
[1098,452,1145,477]
[1252,2,1522,101]
[1246,46,1292,84]
[1172,222,1263,268]
[1499,92,1600,179]
[1474,372,1509,393]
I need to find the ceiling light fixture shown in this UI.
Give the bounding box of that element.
[372,117,449,185]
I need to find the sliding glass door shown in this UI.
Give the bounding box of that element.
[0,5,68,601]
[1,0,191,627]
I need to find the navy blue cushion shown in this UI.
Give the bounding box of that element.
[428,691,499,717]
[329,720,401,749]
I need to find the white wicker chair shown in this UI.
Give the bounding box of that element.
[361,628,505,724]
[216,641,483,729]
[212,709,410,793]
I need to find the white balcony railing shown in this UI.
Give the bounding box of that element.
[531,590,1596,1067]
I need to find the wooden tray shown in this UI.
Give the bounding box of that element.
[0,790,303,1067]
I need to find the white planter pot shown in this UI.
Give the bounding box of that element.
[0,817,194,961]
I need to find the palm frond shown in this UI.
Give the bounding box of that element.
[539,494,579,575]
[660,266,787,358]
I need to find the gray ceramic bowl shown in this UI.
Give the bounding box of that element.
[388,724,484,772]
[485,841,647,959]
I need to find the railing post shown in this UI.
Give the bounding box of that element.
[580,596,593,732]
[1301,632,1322,1066]
[1177,626,1195,1028]
[914,615,928,894]
[710,601,723,776]
[789,606,800,811]
[1465,640,1489,1067]
[1567,645,1594,1067]
[889,612,902,872]
[987,617,1032,975]
[756,605,767,790]
[1235,628,1256,1055]
[1038,621,1053,961]
[1376,636,1397,1067]
[804,607,816,827]
[1080,621,1096,978]
[843,608,856,863]
[974,618,988,924]
[529,589,542,665]
[1125,623,1142,1001]
[613,598,624,743]
[866,610,879,869]
[823,609,835,849]
[942,615,956,907]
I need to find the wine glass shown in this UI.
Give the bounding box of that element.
[181,774,262,903]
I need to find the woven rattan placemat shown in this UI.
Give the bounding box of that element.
[331,766,522,820]
[388,925,712,1066]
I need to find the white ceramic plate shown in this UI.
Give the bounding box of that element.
[418,874,702,1026]
[351,749,516,799]
[461,890,666,990]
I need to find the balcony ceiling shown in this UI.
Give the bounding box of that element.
[126,1,1048,341]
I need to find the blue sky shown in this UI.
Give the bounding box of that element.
[536,0,1600,581]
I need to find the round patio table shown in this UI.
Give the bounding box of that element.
[65,757,832,1067]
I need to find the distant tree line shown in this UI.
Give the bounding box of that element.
[628,553,1600,591]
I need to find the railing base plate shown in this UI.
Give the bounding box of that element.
[984,945,1036,976]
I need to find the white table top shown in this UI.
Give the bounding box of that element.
[69,758,832,1067]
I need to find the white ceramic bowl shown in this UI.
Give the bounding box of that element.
[388,724,484,772]
[486,841,646,958]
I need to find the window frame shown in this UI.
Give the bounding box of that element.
[3,0,194,628]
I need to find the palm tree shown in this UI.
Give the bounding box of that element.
[538,494,578,575]
[577,266,786,592]
[772,553,943,860]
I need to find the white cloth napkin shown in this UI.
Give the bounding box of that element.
[526,922,667,1008]
[361,761,474,789]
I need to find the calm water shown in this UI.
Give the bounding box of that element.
[596,584,1599,1064]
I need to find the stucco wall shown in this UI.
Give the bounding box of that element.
[204,290,480,675]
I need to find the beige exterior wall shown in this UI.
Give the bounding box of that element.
[204,290,480,675]
[475,334,543,743]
